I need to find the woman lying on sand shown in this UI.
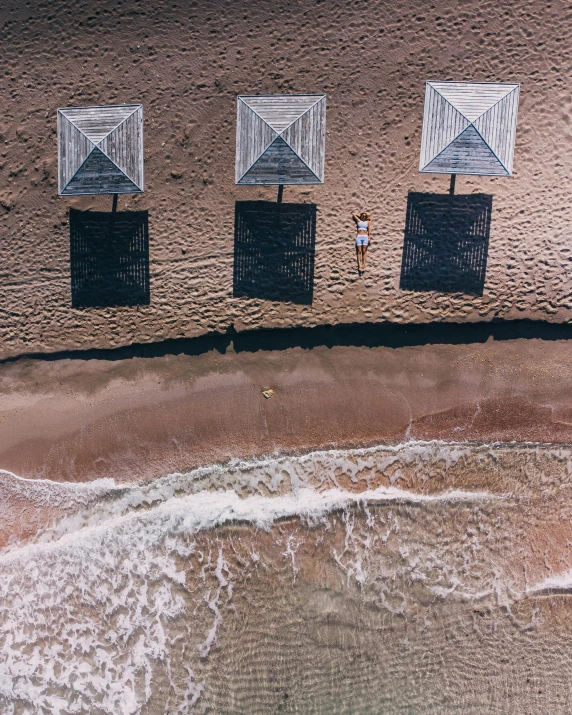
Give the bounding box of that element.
[352,211,371,275]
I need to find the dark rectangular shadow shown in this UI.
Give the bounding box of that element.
[70,208,150,308]
[233,201,316,305]
[400,192,493,296]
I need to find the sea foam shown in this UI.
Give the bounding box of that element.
[1,437,539,553]
[0,440,567,713]
[527,569,572,596]
[0,483,499,563]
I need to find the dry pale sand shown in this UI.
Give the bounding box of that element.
[1,0,572,358]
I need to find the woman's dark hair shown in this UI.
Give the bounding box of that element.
[360,212,369,221]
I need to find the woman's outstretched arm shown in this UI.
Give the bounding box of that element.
[368,219,372,241]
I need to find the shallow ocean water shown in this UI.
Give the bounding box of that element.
[2,441,572,713]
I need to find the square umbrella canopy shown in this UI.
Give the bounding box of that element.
[58,104,144,195]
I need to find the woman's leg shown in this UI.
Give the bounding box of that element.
[356,244,361,272]
[358,246,364,272]
[362,246,367,271]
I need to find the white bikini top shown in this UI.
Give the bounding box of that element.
[357,220,369,230]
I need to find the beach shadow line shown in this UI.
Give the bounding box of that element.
[3,319,572,364]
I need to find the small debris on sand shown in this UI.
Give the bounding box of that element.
[261,389,275,399]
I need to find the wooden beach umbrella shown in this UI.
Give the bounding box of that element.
[419,82,520,178]
[235,94,326,185]
[58,104,144,195]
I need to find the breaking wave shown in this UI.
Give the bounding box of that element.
[1,440,571,713]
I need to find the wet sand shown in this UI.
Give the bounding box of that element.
[4,440,572,712]
[2,332,572,485]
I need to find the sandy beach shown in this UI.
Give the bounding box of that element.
[2,0,572,473]
[1,0,572,360]
[3,0,572,711]
[2,329,572,486]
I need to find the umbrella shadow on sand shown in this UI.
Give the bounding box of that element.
[400,192,493,296]
[233,200,316,305]
[69,207,150,308]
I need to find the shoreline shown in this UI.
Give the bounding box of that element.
[2,332,572,485]
[1,436,567,556]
